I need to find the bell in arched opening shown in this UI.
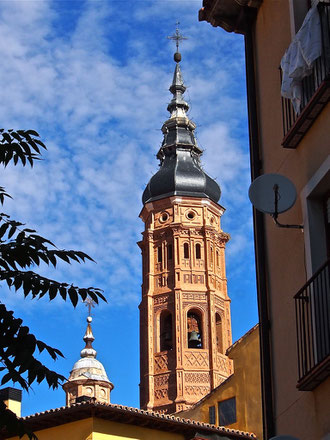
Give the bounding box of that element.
[187,313,202,349]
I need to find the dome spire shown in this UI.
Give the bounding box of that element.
[62,299,114,407]
[167,22,189,116]
[142,25,221,205]
[80,299,97,359]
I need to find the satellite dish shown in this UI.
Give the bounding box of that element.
[249,174,297,215]
[269,436,300,440]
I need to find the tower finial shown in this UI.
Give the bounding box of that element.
[84,297,95,317]
[167,21,188,63]
[81,299,97,358]
[63,299,114,406]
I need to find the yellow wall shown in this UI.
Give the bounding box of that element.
[3,399,21,418]
[181,325,262,440]
[10,418,93,440]
[9,417,186,440]
[92,419,185,440]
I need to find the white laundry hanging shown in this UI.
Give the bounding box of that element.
[280,5,322,114]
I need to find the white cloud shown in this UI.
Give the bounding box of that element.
[0,0,257,414]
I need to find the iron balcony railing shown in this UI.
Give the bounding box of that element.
[294,259,330,390]
[281,2,330,145]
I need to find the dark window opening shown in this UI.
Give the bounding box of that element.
[157,246,162,263]
[184,243,189,259]
[187,311,203,349]
[216,250,220,267]
[324,193,330,258]
[216,313,223,353]
[161,212,169,222]
[160,311,173,351]
[209,406,216,425]
[218,397,236,426]
[196,243,201,259]
[168,244,173,261]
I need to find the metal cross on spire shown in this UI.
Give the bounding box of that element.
[84,298,95,317]
[167,21,188,52]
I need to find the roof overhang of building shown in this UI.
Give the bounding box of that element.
[198,0,263,34]
[14,402,257,440]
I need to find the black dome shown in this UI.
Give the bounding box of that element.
[142,149,220,204]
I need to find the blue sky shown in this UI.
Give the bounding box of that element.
[0,0,257,416]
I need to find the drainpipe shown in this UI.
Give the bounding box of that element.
[243,6,275,439]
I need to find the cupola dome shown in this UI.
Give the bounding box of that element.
[63,313,114,406]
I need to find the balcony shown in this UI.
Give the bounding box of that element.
[294,259,330,390]
[281,3,330,148]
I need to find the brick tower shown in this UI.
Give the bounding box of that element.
[139,47,233,414]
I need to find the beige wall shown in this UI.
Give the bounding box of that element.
[253,1,330,438]
[181,325,262,440]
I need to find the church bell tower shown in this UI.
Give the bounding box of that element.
[139,39,233,414]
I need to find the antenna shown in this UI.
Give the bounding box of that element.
[248,174,303,229]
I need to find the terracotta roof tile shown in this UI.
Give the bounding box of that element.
[19,401,257,439]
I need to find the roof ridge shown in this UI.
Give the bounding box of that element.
[22,401,257,439]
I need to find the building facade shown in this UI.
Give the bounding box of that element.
[199,1,330,439]
[180,324,262,440]
[3,399,257,440]
[139,52,233,414]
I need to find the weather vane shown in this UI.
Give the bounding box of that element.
[84,298,95,317]
[167,21,188,52]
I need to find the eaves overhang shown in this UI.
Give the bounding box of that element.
[198,0,263,34]
[12,401,257,439]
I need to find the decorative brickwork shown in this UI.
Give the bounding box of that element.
[139,197,233,414]
[185,385,211,396]
[184,351,209,368]
[185,372,210,383]
[154,353,169,373]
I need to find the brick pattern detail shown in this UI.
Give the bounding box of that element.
[185,372,210,383]
[184,351,209,368]
[154,354,169,373]
[182,293,206,301]
[139,197,232,413]
[154,374,170,387]
[217,353,228,374]
[154,388,168,400]
[154,294,170,305]
[185,385,211,396]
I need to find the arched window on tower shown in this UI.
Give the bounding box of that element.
[196,243,201,259]
[160,311,173,351]
[216,250,220,267]
[187,311,203,349]
[216,313,223,353]
[184,242,189,259]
